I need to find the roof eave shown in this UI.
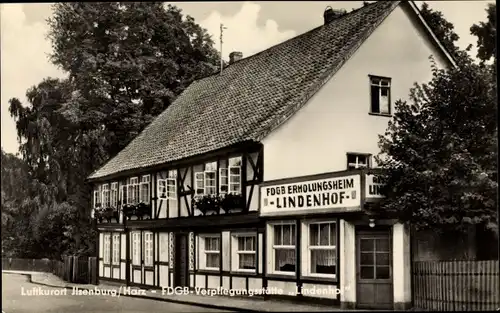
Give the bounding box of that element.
[407,0,458,69]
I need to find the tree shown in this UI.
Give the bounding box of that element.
[470,3,496,64]
[47,2,221,157]
[375,54,497,234]
[420,3,461,58]
[7,3,222,258]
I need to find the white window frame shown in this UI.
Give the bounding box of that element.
[166,170,177,200]
[144,231,153,267]
[110,182,118,208]
[204,162,217,195]
[128,177,139,204]
[120,183,128,206]
[268,222,296,276]
[303,221,337,279]
[231,233,257,273]
[139,175,151,204]
[94,187,101,207]
[198,234,220,271]
[228,157,242,195]
[194,172,205,196]
[102,184,110,207]
[219,168,228,194]
[132,232,141,265]
[112,233,120,265]
[103,233,111,264]
[347,153,370,170]
[370,76,391,115]
[157,179,167,199]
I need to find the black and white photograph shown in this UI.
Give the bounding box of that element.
[1,1,498,312]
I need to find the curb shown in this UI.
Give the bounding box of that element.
[3,271,259,312]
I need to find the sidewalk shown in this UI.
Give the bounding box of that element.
[3,270,349,312]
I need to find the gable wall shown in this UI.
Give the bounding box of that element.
[261,3,450,181]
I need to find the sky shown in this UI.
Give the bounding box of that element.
[0,1,494,155]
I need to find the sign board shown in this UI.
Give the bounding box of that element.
[260,175,361,214]
[365,174,385,198]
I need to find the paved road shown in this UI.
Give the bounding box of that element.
[2,273,231,313]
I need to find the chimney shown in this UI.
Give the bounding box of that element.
[229,51,243,64]
[324,6,347,25]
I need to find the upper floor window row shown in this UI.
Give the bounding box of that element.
[369,75,391,116]
[195,156,242,197]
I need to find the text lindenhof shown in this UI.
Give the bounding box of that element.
[261,175,361,212]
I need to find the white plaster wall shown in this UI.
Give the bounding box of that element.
[262,4,450,181]
[248,278,262,290]
[232,277,246,289]
[196,275,205,288]
[393,223,411,304]
[267,280,296,294]
[207,275,220,288]
[301,283,339,299]
[145,271,154,285]
[222,232,231,271]
[160,265,169,287]
[223,276,230,289]
[340,219,356,303]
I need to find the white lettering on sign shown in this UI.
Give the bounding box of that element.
[260,175,361,213]
[365,174,385,198]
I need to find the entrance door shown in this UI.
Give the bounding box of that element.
[174,233,189,287]
[356,230,393,309]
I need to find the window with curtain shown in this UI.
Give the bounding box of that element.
[234,235,256,271]
[144,232,153,266]
[308,222,337,277]
[132,232,140,265]
[103,234,111,264]
[112,233,120,265]
[273,224,296,273]
[203,236,220,269]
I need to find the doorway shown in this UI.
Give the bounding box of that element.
[174,233,189,287]
[356,229,393,309]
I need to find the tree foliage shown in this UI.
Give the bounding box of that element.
[470,3,496,63]
[5,2,220,258]
[420,2,461,58]
[376,54,497,232]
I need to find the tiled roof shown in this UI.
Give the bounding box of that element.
[88,1,400,180]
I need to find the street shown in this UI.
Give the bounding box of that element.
[2,273,231,313]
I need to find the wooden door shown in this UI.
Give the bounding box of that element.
[356,230,393,309]
[174,233,189,287]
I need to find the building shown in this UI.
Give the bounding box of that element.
[86,1,456,310]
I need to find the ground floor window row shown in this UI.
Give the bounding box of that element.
[101,219,339,280]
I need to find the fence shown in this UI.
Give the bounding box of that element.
[2,256,97,285]
[413,260,499,311]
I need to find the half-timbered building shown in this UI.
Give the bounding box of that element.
[87,1,456,310]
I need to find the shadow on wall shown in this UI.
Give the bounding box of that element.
[412,225,499,261]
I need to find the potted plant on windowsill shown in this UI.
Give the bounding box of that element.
[136,202,152,220]
[220,193,244,212]
[94,203,104,222]
[192,195,221,215]
[122,203,136,220]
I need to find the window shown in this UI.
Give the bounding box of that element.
[110,183,118,208]
[195,172,204,196]
[308,222,337,277]
[229,157,242,194]
[370,76,391,115]
[103,234,111,264]
[204,162,216,195]
[139,175,150,204]
[102,184,110,207]
[219,168,228,194]
[132,232,140,265]
[232,234,256,271]
[158,179,167,199]
[272,224,296,273]
[128,177,139,204]
[112,233,120,265]
[120,183,128,205]
[94,187,101,207]
[347,153,370,170]
[166,170,177,200]
[199,235,220,270]
[144,232,153,267]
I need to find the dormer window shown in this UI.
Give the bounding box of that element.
[347,153,371,170]
[369,75,391,115]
